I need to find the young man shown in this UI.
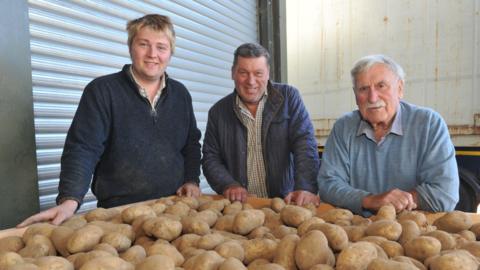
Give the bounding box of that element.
[202,43,320,206]
[317,54,459,215]
[18,14,201,227]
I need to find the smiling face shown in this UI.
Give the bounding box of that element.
[354,63,404,128]
[232,56,270,106]
[129,26,172,85]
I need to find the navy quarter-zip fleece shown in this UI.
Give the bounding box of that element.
[57,65,201,208]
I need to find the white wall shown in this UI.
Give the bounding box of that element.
[286,0,480,146]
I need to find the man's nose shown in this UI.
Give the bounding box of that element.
[367,87,378,103]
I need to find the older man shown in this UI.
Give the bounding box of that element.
[18,14,201,227]
[202,43,320,206]
[317,54,459,215]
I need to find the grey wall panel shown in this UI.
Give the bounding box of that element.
[28,0,258,212]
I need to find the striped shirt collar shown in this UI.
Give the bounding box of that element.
[236,88,268,119]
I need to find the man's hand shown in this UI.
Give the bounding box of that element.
[362,188,417,212]
[223,186,248,203]
[17,199,78,228]
[284,190,320,206]
[176,182,201,197]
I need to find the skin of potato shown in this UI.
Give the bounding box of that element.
[50,226,74,257]
[404,236,441,262]
[0,236,25,253]
[319,209,353,224]
[398,220,420,246]
[297,217,325,237]
[343,225,366,242]
[365,220,402,241]
[425,250,479,270]
[121,205,156,224]
[295,230,335,270]
[19,234,57,258]
[78,256,134,270]
[308,223,349,252]
[233,210,266,235]
[85,208,120,222]
[271,198,286,213]
[433,211,473,233]
[22,223,57,243]
[0,251,24,269]
[218,257,247,270]
[242,238,278,264]
[336,241,378,270]
[34,256,73,270]
[183,250,225,270]
[372,204,396,221]
[215,240,245,261]
[367,258,419,270]
[379,240,404,257]
[273,234,300,270]
[67,225,104,254]
[424,230,456,251]
[119,245,146,265]
[197,233,225,250]
[142,216,182,241]
[146,242,185,266]
[135,254,175,270]
[280,205,313,228]
[100,232,132,252]
[181,216,210,236]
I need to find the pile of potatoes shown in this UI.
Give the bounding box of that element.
[1,196,480,270]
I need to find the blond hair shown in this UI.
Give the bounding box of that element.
[126,14,176,54]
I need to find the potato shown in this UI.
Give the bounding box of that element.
[460,241,480,258]
[262,209,283,230]
[297,217,325,236]
[172,234,202,253]
[398,220,420,246]
[134,236,155,250]
[142,216,182,241]
[78,256,133,270]
[181,216,210,236]
[271,225,297,239]
[214,215,235,232]
[195,209,219,227]
[404,236,441,262]
[433,211,473,233]
[85,208,120,222]
[67,225,104,253]
[120,245,146,265]
[359,235,387,246]
[295,230,335,270]
[242,238,278,264]
[379,240,404,257]
[271,198,286,213]
[248,226,271,239]
[248,263,285,270]
[247,258,270,269]
[101,232,132,252]
[233,210,265,235]
[215,240,245,261]
[175,196,200,210]
[309,265,335,270]
[365,220,402,241]
[309,223,348,252]
[183,250,225,270]
[319,208,353,224]
[34,256,73,270]
[0,236,24,253]
[7,263,39,270]
[73,250,114,269]
[224,201,243,215]
[392,256,426,270]
[336,241,379,270]
[19,234,56,258]
[458,229,476,242]
[343,225,366,242]
[0,251,24,269]
[397,211,428,228]
[150,202,167,215]
[165,202,191,217]
[146,242,184,266]
[469,222,480,240]
[94,243,118,256]
[121,205,156,224]
[182,247,206,261]
[198,200,227,212]
[22,223,56,243]
[197,233,225,250]
[425,249,479,270]
[136,254,175,270]
[50,226,74,257]
[372,204,396,221]
[212,230,248,241]
[367,258,418,270]
[273,234,299,270]
[88,221,135,241]
[280,205,313,227]
[218,257,246,270]
[351,215,371,226]
[424,230,456,251]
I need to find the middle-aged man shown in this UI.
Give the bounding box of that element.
[202,43,320,206]
[317,54,459,216]
[18,14,201,227]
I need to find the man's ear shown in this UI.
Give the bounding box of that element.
[398,79,404,99]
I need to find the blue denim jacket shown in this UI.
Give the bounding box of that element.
[202,82,319,197]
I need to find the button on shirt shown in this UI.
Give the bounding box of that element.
[236,91,268,198]
[128,66,165,110]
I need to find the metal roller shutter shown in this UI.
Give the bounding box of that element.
[28,0,258,212]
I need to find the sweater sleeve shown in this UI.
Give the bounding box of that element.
[181,91,202,184]
[202,108,241,194]
[56,81,110,206]
[287,86,320,193]
[415,111,459,212]
[317,119,371,215]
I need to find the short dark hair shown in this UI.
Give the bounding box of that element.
[232,43,270,70]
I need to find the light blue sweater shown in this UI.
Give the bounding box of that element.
[317,101,459,215]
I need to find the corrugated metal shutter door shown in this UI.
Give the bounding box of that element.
[29,0,258,212]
